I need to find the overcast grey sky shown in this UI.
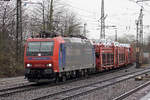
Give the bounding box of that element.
[26,0,150,40]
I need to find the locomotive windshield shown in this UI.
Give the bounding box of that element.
[26,41,54,56]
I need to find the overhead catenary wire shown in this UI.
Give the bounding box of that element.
[61,1,95,14]
[57,0,99,23]
[61,0,150,37]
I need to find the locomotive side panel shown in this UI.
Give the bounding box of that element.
[58,39,95,72]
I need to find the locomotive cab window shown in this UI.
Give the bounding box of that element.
[26,41,54,56]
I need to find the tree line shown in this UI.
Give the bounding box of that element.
[0,0,84,77]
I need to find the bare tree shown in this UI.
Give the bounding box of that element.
[0,1,29,77]
[0,1,16,51]
[26,0,83,37]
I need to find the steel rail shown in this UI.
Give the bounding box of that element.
[0,83,36,97]
[0,64,132,97]
[113,80,150,100]
[32,68,150,100]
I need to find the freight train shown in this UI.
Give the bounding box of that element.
[24,36,134,82]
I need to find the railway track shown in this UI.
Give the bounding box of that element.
[113,80,150,100]
[0,83,36,97]
[0,65,148,99]
[0,81,62,97]
[32,68,150,100]
[0,65,132,97]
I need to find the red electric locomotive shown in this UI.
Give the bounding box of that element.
[24,36,95,82]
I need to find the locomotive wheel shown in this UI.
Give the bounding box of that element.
[76,70,80,78]
[81,70,84,77]
[84,70,88,77]
[55,76,60,83]
[28,79,33,82]
[62,75,66,82]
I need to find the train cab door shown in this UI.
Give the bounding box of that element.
[59,43,66,70]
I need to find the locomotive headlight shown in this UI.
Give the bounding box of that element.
[47,63,52,67]
[27,64,32,67]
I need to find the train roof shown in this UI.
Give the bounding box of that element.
[26,37,131,48]
[26,38,52,42]
[62,37,90,44]
[26,36,91,44]
[92,39,131,48]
